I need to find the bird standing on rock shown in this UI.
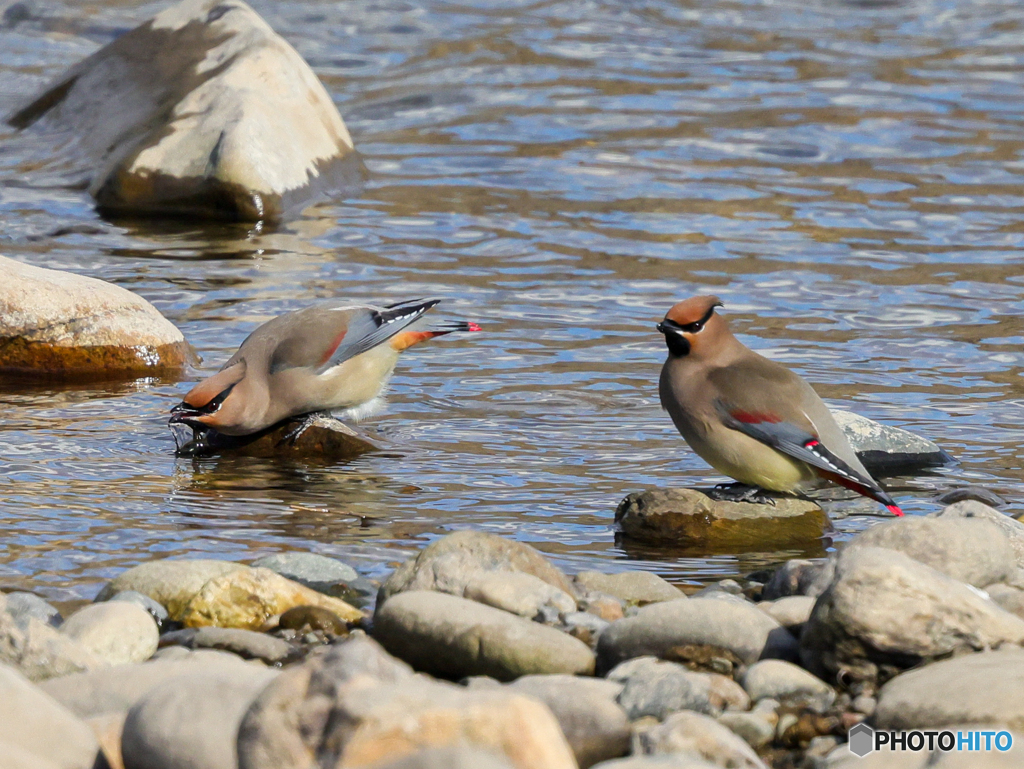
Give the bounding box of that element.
[656,295,903,516]
[170,298,480,438]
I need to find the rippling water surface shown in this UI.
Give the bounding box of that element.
[1,0,1023,601]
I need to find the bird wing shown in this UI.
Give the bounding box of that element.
[707,359,899,510]
[266,298,440,375]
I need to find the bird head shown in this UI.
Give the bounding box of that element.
[169,360,249,432]
[657,295,725,358]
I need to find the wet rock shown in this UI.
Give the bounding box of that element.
[935,486,1006,507]
[60,602,158,665]
[0,662,100,769]
[800,546,1024,685]
[0,256,191,380]
[933,500,1024,568]
[506,675,630,768]
[615,488,830,549]
[378,530,574,604]
[4,592,62,628]
[633,711,767,768]
[831,410,952,473]
[373,591,594,680]
[174,414,380,460]
[0,593,107,681]
[608,656,749,720]
[596,597,798,673]
[574,571,684,605]
[108,591,169,625]
[464,571,577,619]
[741,660,835,712]
[38,657,251,718]
[757,595,815,635]
[121,664,277,769]
[158,626,293,664]
[875,648,1024,731]
[8,0,359,222]
[367,747,517,769]
[849,515,1016,587]
[761,559,833,601]
[237,659,577,769]
[250,551,358,596]
[278,605,347,635]
[96,559,246,617]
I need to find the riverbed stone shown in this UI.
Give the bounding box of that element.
[4,592,62,628]
[761,559,833,600]
[757,596,815,635]
[373,591,594,680]
[96,559,246,617]
[935,486,1007,507]
[933,500,1024,568]
[0,593,107,681]
[60,602,158,665]
[108,591,169,625]
[237,659,577,769]
[596,597,798,672]
[86,712,126,769]
[615,488,830,548]
[823,738,1024,768]
[741,659,834,712]
[505,675,630,767]
[849,515,1016,587]
[985,584,1024,620]
[0,661,100,769]
[633,711,767,769]
[158,626,293,664]
[800,546,1024,685]
[831,410,951,472]
[716,708,777,750]
[591,759,722,769]
[0,255,191,380]
[121,663,277,769]
[277,605,348,635]
[250,551,358,596]
[378,530,574,604]
[367,747,517,769]
[608,656,749,720]
[574,571,684,605]
[0,742,65,769]
[8,0,358,222]
[465,571,577,619]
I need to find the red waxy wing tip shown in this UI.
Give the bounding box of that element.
[467,322,482,332]
[730,410,783,424]
[887,505,904,517]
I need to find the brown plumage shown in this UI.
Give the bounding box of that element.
[656,296,902,515]
[170,298,480,436]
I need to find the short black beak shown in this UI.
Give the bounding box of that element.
[657,319,684,335]
[169,402,203,427]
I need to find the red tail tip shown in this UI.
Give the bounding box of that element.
[467,322,482,332]
[887,505,904,517]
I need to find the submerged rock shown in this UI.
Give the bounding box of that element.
[615,489,830,549]
[7,0,360,221]
[0,255,191,381]
[832,410,952,473]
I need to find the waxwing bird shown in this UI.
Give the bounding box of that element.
[170,298,480,438]
[656,296,903,516]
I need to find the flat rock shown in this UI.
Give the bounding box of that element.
[4,592,62,629]
[121,663,277,769]
[158,627,294,664]
[934,501,1024,568]
[800,546,1024,685]
[849,515,1016,587]
[831,410,952,473]
[8,0,359,222]
[574,571,684,605]
[172,414,381,460]
[250,551,358,596]
[60,602,158,665]
[740,659,834,712]
[505,675,630,768]
[608,656,749,720]
[238,662,577,769]
[464,571,576,620]
[875,648,1024,731]
[615,489,830,550]
[0,255,191,380]
[0,593,107,681]
[0,662,100,769]
[596,597,798,673]
[757,596,815,635]
[378,530,574,604]
[373,591,595,680]
[633,711,767,769]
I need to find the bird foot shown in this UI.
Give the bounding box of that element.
[278,411,333,445]
[707,483,777,506]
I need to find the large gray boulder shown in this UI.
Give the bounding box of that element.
[7,0,359,222]
[800,546,1024,685]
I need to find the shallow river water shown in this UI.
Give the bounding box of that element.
[1,0,1024,602]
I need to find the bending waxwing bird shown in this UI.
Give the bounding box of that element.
[656,296,903,516]
[169,298,481,437]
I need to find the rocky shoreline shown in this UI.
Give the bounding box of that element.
[2,498,1023,769]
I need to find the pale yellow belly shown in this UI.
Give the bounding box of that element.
[682,421,816,492]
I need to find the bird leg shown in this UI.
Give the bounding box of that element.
[708,482,777,506]
[278,411,334,445]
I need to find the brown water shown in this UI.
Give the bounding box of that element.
[1,0,1023,602]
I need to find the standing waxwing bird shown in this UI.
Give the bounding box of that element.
[656,296,903,516]
[169,298,480,438]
